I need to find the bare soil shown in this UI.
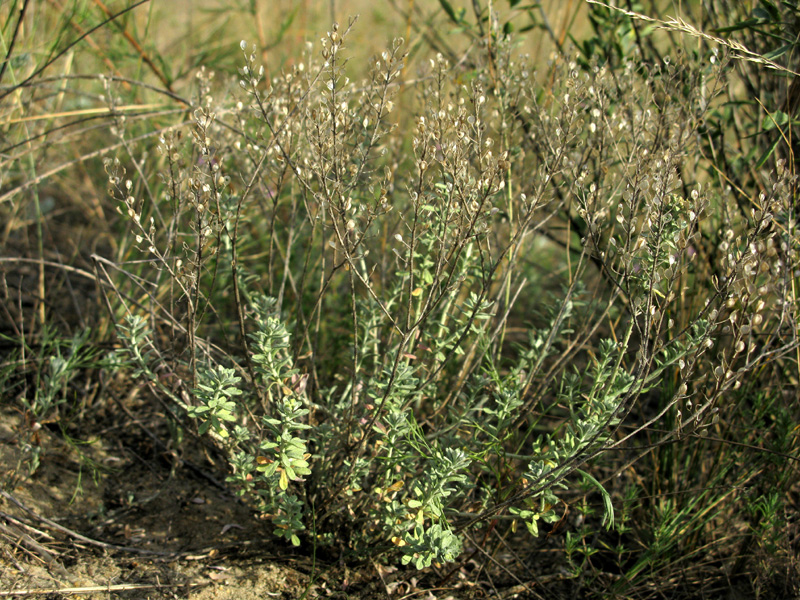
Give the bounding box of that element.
[0,392,534,600]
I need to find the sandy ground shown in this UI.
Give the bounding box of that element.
[0,395,510,600]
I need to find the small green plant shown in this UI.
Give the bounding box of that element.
[2,326,107,477]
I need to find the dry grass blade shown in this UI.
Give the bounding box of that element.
[586,0,800,77]
[3,103,168,126]
[0,583,182,597]
[0,491,173,557]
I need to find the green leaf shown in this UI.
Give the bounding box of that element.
[752,8,773,21]
[578,469,614,529]
[764,44,792,61]
[755,134,782,169]
[715,18,760,33]
[762,110,789,131]
[542,510,560,524]
[437,0,460,23]
[757,0,781,21]
[525,518,539,536]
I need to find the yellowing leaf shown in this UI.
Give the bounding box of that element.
[279,469,289,490]
[386,480,404,493]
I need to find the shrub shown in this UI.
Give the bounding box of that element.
[107,11,799,573]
